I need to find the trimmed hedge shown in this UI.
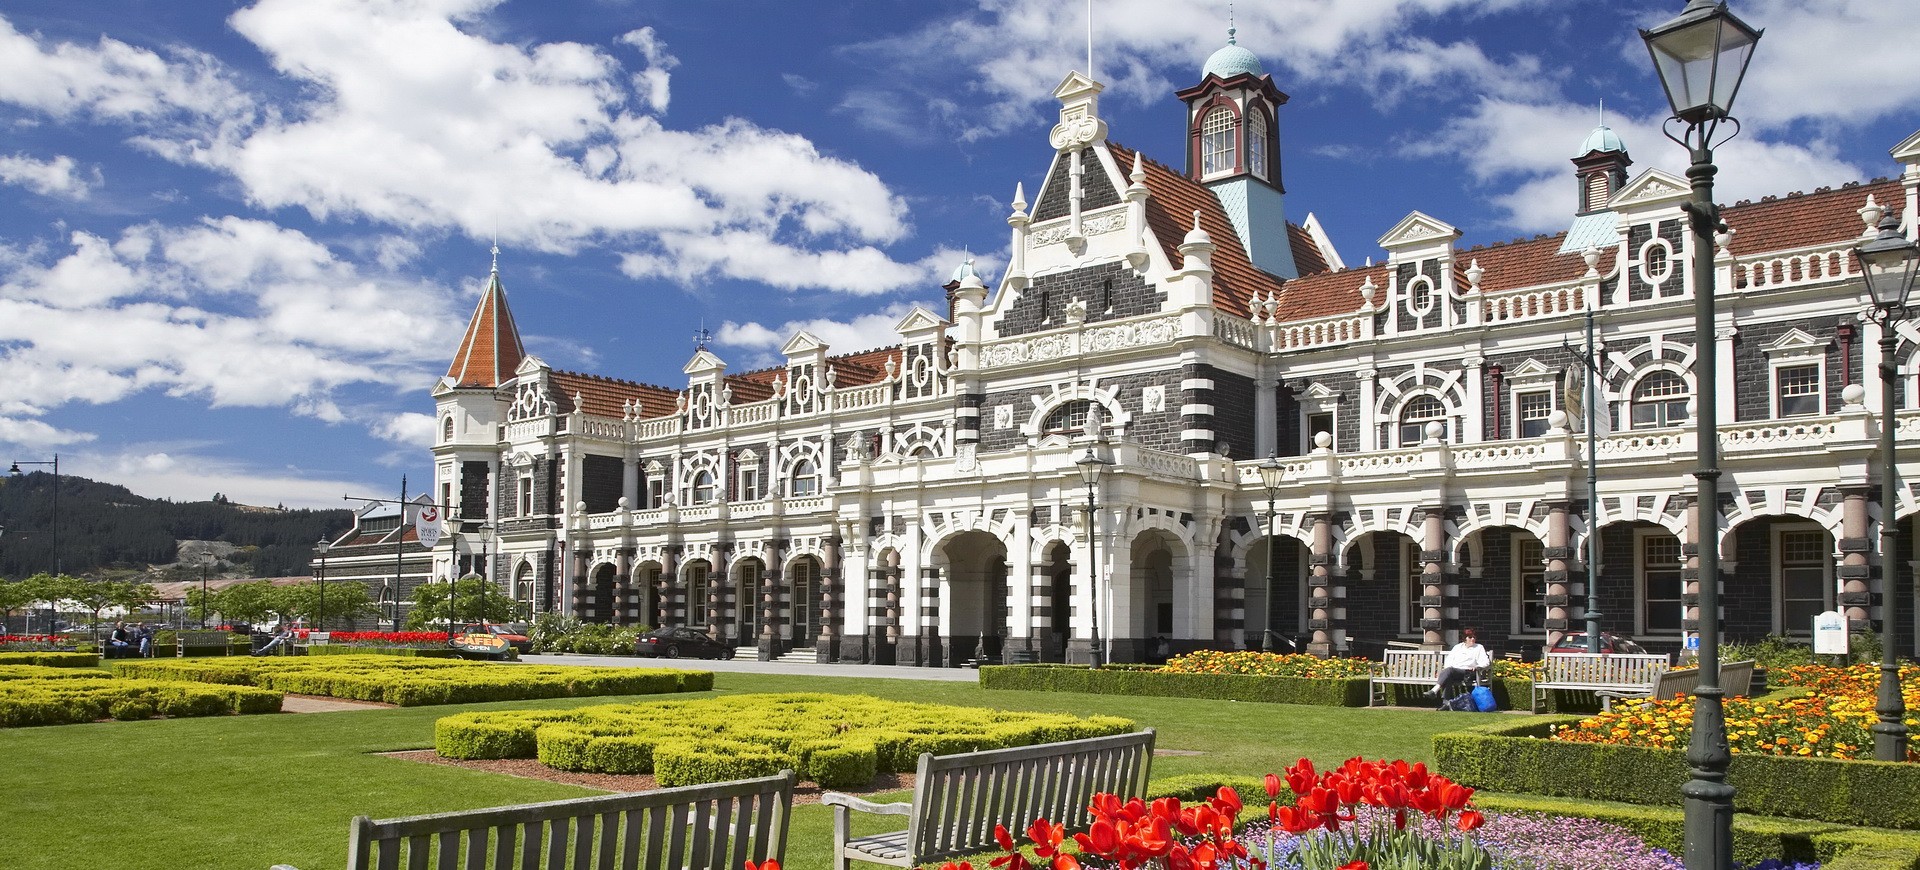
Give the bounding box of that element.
[437,693,1137,788]
[1473,792,1920,868]
[0,675,281,726]
[0,665,113,682]
[113,655,713,706]
[980,664,1369,706]
[1434,716,1920,829]
[0,652,100,668]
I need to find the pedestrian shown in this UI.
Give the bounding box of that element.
[108,622,137,659]
[137,623,155,658]
[1427,627,1491,698]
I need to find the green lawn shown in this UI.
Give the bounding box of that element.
[0,672,1462,870]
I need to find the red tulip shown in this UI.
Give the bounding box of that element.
[1338,862,1369,870]
[1264,773,1282,798]
[1211,785,1242,816]
[1285,758,1317,796]
[743,861,780,870]
[1456,810,1486,832]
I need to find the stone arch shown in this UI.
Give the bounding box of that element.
[1021,381,1132,443]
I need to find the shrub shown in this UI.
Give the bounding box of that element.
[109,698,157,720]
[437,693,1135,788]
[0,652,99,668]
[114,655,709,706]
[981,663,1370,706]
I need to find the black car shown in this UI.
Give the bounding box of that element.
[634,626,735,660]
[1550,632,1649,655]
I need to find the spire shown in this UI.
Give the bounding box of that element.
[445,252,527,388]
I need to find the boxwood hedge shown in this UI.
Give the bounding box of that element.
[436,693,1136,788]
[0,675,281,726]
[980,663,1370,706]
[0,652,100,668]
[113,655,712,706]
[1434,716,1920,829]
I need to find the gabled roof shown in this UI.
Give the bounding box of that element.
[549,371,679,418]
[445,267,526,388]
[1107,142,1307,318]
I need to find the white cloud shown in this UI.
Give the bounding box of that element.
[0,16,252,124]
[0,217,464,417]
[373,412,436,446]
[1409,97,1868,233]
[617,27,676,114]
[0,414,96,449]
[1735,0,1920,128]
[91,449,383,509]
[0,153,101,199]
[717,306,922,368]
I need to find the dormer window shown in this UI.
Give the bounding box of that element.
[1246,107,1269,180]
[1200,107,1236,177]
[691,470,716,504]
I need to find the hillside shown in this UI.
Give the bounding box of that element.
[0,472,355,580]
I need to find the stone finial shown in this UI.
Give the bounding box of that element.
[1860,195,1886,237]
[1580,247,1600,277]
[1313,431,1333,452]
[1011,182,1028,215]
[1465,258,1485,290]
[1841,383,1866,410]
[1423,420,1445,444]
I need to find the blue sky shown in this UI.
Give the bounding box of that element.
[1,0,1916,510]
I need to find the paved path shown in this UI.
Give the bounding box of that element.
[522,652,981,682]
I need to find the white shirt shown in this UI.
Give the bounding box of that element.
[1442,641,1490,670]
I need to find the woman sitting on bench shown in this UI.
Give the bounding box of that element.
[1427,627,1490,698]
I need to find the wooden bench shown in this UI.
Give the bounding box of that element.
[175,630,234,657]
[1532,652,1671,713]
[1594,659,1757,711]
[273,770,794,870]
[1370,649,1444,706]
[822,730,1155,870]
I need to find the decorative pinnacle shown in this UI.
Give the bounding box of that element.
[1227,26,1237,45]
[490,243,499,273]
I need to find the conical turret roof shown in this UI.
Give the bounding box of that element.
[445,257,526,388]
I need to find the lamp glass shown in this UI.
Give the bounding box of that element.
[1856,231,1920,309]
[1075,449,1104,484]
[1257,455,1285,491]
[1642,4,1760,124]
[315,539,330,554]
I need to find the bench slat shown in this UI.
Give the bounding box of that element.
[490,823,514,870]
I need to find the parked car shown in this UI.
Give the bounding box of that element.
[460,622,532,654]
[1550,632,1649,655]
[634,626,734,660]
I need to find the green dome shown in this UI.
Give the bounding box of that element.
[1202,29,1263,79]
[1577,124,1626,157]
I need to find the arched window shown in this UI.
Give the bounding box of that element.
[441,417,454,442]
[1245,107,1269,180]
[1630,370,1689,429]
[691,470,715,504]
[1397,395,1446,446]
[1200,107,1235,177]
[1042,399,1094,435]
[789,459,819,497]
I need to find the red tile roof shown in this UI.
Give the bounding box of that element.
[445,270,526,388]
[1107,142,1285,318]
[1720,178,1900,257]
[550,370,679,418]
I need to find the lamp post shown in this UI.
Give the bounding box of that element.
[7,455,59,576]
[199,553,214,629]
[1641,3,1762,867]
[1856,211,1919,762]
[315,538,331,632]
[1258,454,1285,652]
[477,525,494,626]
[1075,448,1111,668]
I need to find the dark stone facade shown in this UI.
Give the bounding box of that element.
[581,454,623,513]
[994,260,1165,337]
[1481,345,1581,438]
[1730,319,1842,423]
[976,369,1186,454]
[1031,148,1122,223]
[1392,259,1445,333]
[460,461,490,520]
[1208,366,1257,458]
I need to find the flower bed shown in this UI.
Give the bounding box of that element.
[435,692,1134,787]
[309,630,450,647]
[113,655,711,706]
[1433,715,1920,829]
[1553,664,1918,761]
[981,663,1370,706]
[0,634,81,653]
[1159,650,1373,679]
[0,663,280,726]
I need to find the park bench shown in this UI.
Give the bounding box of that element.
[1370,649,1444,706]
[274,769,794,870]
[822,730,1155,870]
[1593,659,1757,711]
[175,630,234,657]
[1531,651,1671,713]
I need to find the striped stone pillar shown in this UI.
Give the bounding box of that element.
[1215,518,1243,649]
[1543,502,1573,653]
[615,548,634,627]
[1306,514,1338,657]
[657,546,678,628]
[759,540,784,660]
[820,534,842,662]
[1419,507,1449,649]
[570,546,589,620]
[920,566,942,667]
[1029,562,1053,661]
[1840,486,1873,631]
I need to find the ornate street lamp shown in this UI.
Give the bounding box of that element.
[7,455,59,576]
[1856,210,1918,762]
[199,552,214,629]
[1641,3,1762,867]
[476,525,495,626]
[1258,454,1286,652]
[314,538,331,631]
[1075,448,1111,668]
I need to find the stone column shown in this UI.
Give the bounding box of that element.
[570,546,589,621]
[1029,562,1054,662]
[758,539,785,661]
[820,533,842,663]
[882,549,902,665]
[1543,502,1573,652]
[615,547,634,627]
[1840,487,1874,631]
[1419,507,1450,649]
[920,566,943,667]
[657,546,678,628]
[1307,514,1339,657]
[1680,496,1703,659]
[705,547,724,641]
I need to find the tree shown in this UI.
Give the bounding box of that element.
[210,581,277,628]
[25,574,82,632]
[0,579,37,632]
[274,580,378,629]
[185,586,218,628]
[406,576,516,629]
[68,579,120,645]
